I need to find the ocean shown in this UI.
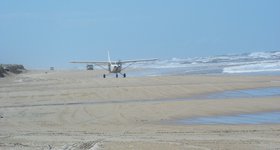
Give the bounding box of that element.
[128,51,280,76]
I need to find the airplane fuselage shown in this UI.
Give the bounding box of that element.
[108,63,122,73]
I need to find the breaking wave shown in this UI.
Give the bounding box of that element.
[223,61,280,73]
[132,51,280,75]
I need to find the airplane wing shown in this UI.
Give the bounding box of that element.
[70,58,157,65]
[119,58,158,64]
[70,61,109,65]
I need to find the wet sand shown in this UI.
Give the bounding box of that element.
[0,70,280,149]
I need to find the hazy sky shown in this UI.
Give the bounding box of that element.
[1,0,280,69]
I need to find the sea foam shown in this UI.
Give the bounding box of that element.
[131,51,280,75]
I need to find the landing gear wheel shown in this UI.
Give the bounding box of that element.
[116,74,118,78]
[123,73,126,78]
[103,74,106,78]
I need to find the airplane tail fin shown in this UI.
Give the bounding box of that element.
[108,51,112,65]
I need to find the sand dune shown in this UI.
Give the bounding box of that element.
[0,70,280,149]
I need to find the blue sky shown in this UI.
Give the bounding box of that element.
[0,0,280,69]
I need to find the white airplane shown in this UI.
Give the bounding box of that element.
[71,52,157,78]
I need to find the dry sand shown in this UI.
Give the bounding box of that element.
[0,70,280,149]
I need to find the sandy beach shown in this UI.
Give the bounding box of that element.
[1,70,280,150]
